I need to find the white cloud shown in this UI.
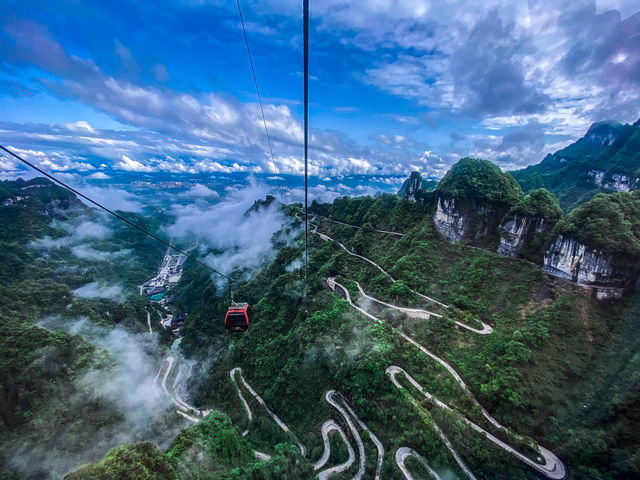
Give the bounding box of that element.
[116,154,154,172]
[62,121,95,133]
[72,282,125,302]
[179,184,220,199]
[71,245,131,261]
[167,182,288,284]
[75,186,144,212]
[87,172,110,179]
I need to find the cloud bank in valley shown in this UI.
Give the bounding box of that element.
[167,182,291,285]
[7,317,191,480]
[72,282,126,302]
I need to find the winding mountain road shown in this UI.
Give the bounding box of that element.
[396,447,444,480]
[230,368,385,479]
[154,356,203,422]
[315,420,356,480]
[326,277,566,480]
[305,210,405,237]
[230,367,307,456]
[354,281,492,334]
[388,366,566,480]
[311,222,448,309]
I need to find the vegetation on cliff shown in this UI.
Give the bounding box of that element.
[508,188,563,220]
[436,157,523,206]
[555,190,640,258]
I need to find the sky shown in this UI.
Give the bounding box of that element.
[1,0,639,187]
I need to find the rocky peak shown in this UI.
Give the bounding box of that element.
[402,171,423,202]
[584,121,623,146]
[432,158,523,244]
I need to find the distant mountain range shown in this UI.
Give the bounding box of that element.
[511,119,640,210]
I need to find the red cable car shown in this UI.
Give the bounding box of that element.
[225,303,251,333]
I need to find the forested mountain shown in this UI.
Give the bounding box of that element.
[511,119,640,211]
[3,175,640,480]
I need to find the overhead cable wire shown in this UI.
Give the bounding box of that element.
[0,144,237,284]
[235,0,286,205]
[303,0,309,292]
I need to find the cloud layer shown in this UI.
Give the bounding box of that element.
[0,0,638,180]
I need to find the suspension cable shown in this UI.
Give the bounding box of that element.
[303,0,309,292]
[235,0,286,205]
[0,144,237,284]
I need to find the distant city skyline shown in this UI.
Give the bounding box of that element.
[1,0,639,183]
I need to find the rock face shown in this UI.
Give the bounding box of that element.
[403,172,423,202]
[543,235,638,299]
[433,196,505,243]
[587,169,605,186]
[433,197,467,242]
[497,214,554,257]
[587,170,638,191]
[604,173,637,192]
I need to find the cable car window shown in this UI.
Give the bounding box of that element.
[228,312,247,325]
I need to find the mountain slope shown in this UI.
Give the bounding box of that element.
[511,119,640,211]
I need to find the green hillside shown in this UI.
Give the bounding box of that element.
[511,120,640,211]
[3,178,640,480]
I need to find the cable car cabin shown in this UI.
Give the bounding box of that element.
[225,303,251,333]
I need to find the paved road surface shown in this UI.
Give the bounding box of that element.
[328,277,566,480]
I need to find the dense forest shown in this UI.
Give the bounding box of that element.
[2,173,640,480]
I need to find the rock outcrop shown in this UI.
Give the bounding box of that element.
[433,197,467,242]
[433,196,507,243]
[543,235,638,299]
[603,173,637,192]
[497,214,555,257]
[400,171,423,202]
[431,158,523,244]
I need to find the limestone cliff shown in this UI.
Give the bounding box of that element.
[433,196,507,244]
[497,214,555,257]
[399,171,423,202]
[543,235,638,299]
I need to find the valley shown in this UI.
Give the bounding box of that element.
[2,170,640,480]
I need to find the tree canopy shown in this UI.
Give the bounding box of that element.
[437,158,524,206]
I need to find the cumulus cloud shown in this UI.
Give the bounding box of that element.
[86,172,110,179]
[116,154,154,172]
[179,184,220,199]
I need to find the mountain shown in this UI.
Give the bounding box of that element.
[511,119,640,211]
[432,157,523,246]
[4,176,640,480]
[398,171,438,202]
[398,159,640,299]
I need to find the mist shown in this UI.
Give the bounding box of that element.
[30,215,131,262]
[4,316,191,480]
[167,181,291,285]
[72,281,126,302]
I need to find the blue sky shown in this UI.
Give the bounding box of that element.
[1,0,639,187]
